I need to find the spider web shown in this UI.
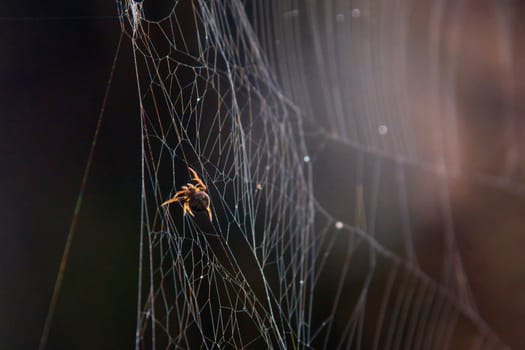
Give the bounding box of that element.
[117,0,518,349]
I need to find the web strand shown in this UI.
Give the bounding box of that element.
[38,31,124,350]
[119,0,515,349]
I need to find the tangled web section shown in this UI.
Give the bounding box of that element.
[117,0,511,349]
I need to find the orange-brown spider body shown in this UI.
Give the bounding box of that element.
[162,167,212,220]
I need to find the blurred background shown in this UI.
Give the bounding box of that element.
[2,0,525,349]
[1,2,139,349]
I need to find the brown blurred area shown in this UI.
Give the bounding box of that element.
[411,1,525,347]
[292,0,525,347]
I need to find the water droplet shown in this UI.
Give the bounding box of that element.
[303,155,310,163]
[284,9,299,18]
[335,221,344,230]
[299,280,304,284]
[352,8,361,18]
[200,275,204,279]
[336,14,345,22]
[378,124,388,135]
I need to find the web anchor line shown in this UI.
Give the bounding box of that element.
[38,32,124,350]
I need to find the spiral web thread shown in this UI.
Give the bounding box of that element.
[118,0,516,349]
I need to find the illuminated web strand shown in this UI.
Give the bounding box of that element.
[119,0,514,349]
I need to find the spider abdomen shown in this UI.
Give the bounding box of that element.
[188,191,210,212]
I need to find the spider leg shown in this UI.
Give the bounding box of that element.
[183,202,195,217]
[162,197,179,207]
[188,167,199,180]
[206,207,213,221]
[175,189,189,197]
[161,192,188,207]
[188,167,207,191]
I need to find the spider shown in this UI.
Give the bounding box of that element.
[161,167,212,221]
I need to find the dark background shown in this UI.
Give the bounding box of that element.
[1,2,139,349]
